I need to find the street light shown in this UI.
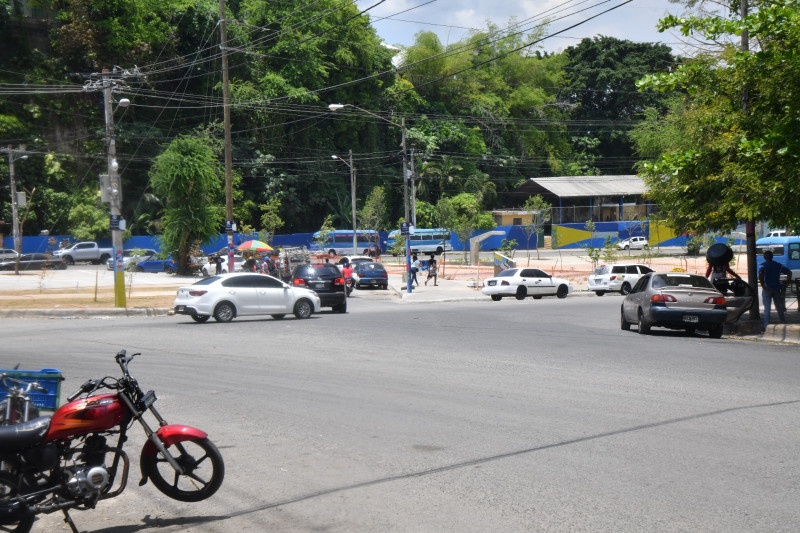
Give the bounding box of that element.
[328,103,414,293]
[331,151,357,256]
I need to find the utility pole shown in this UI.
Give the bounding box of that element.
[740,0,759,320]
[219,0,235,271]
[102,71,126,307]
[3,145,27,275]
[401,117,409,223]
[349,149,357,256]
[410,149,417,227]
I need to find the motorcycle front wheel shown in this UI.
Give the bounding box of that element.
[141,437,224,502]
[0,471,34,532]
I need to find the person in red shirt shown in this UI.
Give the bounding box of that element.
[341,262,354,294]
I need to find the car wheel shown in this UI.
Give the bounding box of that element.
[624,245,630,250]
[515,286,527,300]
[99,254,110,264]
[595,291,605,296]
[135,265,144,273]
[191,314,210,323]
[333,300,347,313]
[64,255,74,265]
[490,295,502,301]
[213,302,235,323]
[271,314,285,320]
[620,282,631,295]
[294,299,313,319]
[328,249,337,256]
[620,307,631,331]
[708,325,723,339]
[164,265,175,274]
[533,295,543,300]
[556,285,569,299]
[637,308,651,334]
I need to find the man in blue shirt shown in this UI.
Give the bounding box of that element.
[757,250,792,330]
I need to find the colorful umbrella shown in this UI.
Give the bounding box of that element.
[237,240,273,252]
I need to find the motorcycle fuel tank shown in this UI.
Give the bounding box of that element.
[46,393,127,441]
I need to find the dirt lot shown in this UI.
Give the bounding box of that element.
[0,288,176,310]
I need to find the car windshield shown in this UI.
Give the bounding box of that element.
[652,274,714,289]
[496,269,518,277]
[357,263,385,272]
[592,265,610,275]
[297,265,339,279]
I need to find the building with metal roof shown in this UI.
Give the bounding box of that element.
[507,175,652,224]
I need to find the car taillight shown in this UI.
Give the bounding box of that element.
[651,294,677,302]
[705,296,726,305]
[501,280,510,286]
[293,278,306,286]
[333,277,344,286]
[381,272,388,278]
[188,290,207,297]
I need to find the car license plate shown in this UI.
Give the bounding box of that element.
[175,305,185,313]
[488,280,496,286]
[683,315,699,323]
[312,282,324,289]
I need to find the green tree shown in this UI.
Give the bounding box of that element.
[520,195,551,262]
[68,189,109,241]
[634,0,800,233]
[358,186,387,249]
[437,193,495,262]
[258,197,284,246]
[149,134,224,274]
[314,215,336,254]
[564,37,676,174]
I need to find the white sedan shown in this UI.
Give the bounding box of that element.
[482,268,572,301]
[173,273,321,323]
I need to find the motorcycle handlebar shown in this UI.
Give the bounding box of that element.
[67,379,96,402]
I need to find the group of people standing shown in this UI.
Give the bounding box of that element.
[409,254,438,287]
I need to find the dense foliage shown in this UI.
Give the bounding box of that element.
[1,1,680,241]
[633,0,800,233]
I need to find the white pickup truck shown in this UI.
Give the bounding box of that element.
[52,242,114,265]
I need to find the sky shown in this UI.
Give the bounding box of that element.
[356,0,691,54]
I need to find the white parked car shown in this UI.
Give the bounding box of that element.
[617,236,649,250]
[0,249,19,260]
[173,273,321,323]
[482,268,572,301]
[588,263,654,296]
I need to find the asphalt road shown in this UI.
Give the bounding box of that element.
[3,296,799,532]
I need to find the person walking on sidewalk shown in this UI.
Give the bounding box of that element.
[410,255,420,286]
[758,250,791,330]
[425,254,438,286]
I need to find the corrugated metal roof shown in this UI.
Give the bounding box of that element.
[526,175,646,197]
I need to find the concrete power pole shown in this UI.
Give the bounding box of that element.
[219,0,235,270]
[3,145,27,275]
[102,72,126,308]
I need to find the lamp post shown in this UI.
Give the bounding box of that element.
[328,103,413,293]
[102,73,129,308]
[331,151,357,256]
[3,145,27,275]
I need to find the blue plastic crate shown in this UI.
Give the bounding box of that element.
[0,368,63,410]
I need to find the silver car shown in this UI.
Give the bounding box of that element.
[621,272,727,338]
[173,273,321,323]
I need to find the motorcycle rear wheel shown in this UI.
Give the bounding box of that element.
[0,471,34,532]
[142,437,224,502]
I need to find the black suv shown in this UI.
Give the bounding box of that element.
[291,263,347,313]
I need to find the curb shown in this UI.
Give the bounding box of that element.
[0,307,172,319]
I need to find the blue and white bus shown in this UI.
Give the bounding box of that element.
[310,229,379,256]
[386,228,453,255]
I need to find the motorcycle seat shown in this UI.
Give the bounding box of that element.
[0,416,51,452]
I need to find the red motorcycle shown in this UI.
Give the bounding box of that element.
[0,350,224,533]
